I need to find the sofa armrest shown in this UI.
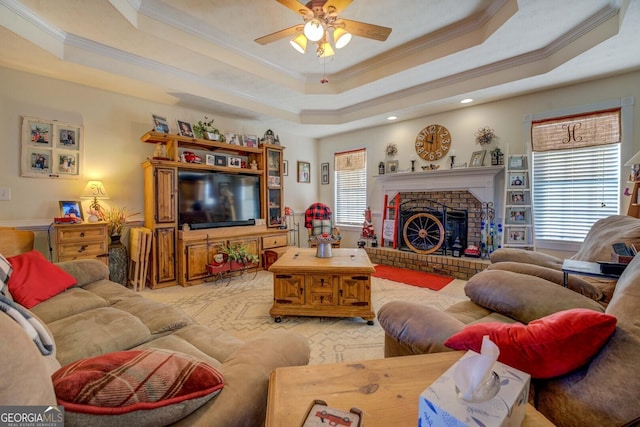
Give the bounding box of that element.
[55,259,110,286]
[378,301,466,356]
[490,248,564,270]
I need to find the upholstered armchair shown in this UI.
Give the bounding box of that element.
[304,202,341,248]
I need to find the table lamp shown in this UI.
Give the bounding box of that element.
[81,180,109,222]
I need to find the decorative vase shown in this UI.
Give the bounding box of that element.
[311,234,338,258]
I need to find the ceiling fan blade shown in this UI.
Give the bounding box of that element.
[339,18,392,41]
[323,0,352,15]
[255,25,303,45]
[276,0,312,16]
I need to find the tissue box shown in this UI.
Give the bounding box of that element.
[419,351,531,427]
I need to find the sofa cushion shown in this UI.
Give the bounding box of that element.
[444,308,617,378]
[48,307,152,366]
[53,349,224,427]
[465,269,605,324]
[114,297,193,335]
[29,288,109,324]
[7,250,77,308]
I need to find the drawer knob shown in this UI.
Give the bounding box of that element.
[80,232,85,238]
[78,245,87,253]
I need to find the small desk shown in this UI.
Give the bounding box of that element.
[266,352,554,427]
[562,259,622,287]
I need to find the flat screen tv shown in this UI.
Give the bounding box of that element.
[177,170,261,229]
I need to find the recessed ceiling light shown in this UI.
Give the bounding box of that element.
[387,116,397,121]
[460,98,474,104]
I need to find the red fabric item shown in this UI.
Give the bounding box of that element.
[444,308,617,378]
[372,264,453,291]
[304,203,332,229]
[7,250,77,308]
[53,349,224,415]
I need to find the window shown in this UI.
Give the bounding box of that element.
[334,148,367,226]
[531,108,621,243]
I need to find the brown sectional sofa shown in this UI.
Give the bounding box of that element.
[1,258,310,426]
[378,215,640,426]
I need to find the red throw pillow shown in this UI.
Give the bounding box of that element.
[7,250,77,308]
[53,349,224,425]
[444,308,617,378]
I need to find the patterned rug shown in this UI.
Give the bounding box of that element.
[141,271,467,365]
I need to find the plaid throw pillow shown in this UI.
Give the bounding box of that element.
[0,253,12,293]
[311,219,332,237]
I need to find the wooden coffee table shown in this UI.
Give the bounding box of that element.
[266,352,554,427]
[269,248,375,324]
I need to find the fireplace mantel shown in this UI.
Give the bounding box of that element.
[375,166,504,204]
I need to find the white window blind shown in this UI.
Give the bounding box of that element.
[334,149,367,225]
[531,108,620,242]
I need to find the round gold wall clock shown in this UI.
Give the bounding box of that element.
[415,124,451,161]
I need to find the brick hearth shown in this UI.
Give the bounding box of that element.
[365,247,489,280]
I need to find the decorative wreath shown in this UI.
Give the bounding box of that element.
[475,127,496,145]
[386,143,398,157]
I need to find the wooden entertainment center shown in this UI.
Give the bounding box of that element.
[140,131,286,289]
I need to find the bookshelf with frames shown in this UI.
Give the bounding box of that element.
[503,154,535,249]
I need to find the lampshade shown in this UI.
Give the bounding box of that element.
[290,34,307,54]
[333,27,352,49]
[625,150,640,166]
[81,180,109,200]
[304,19,325,42]
[317,41,335,58]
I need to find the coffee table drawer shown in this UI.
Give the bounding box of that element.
[309,292,334,305]
[309,274,333,291]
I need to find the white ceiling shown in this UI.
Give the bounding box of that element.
[1,0,639,138]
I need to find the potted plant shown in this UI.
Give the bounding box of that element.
[220,243,259,271]
[193,116,223,141]
[94,206,139,243]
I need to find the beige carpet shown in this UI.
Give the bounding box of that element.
[142,271,467,365]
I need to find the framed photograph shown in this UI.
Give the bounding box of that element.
[321,162,330,185]
[386,160,399,173]
[59,200,83,221]
[298,161,310,183]
[508,172,528,188]
[283,160,288,176]
[508,190,528,205]
[228,156,242,168]
[152,114,170,133]
[508,155,527,170]
[214,155,227,167]
[21,116,83,179]
[205,154,216,166]
[55,124,80,150]
[225,132,241,145]
[243,134,258,148]
[507,227,528,243]
[507,207,529,224]
[177,120,194,137]
[470,150,486,167]
[269,175,281,187]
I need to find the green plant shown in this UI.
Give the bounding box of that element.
[96,206,139,236]
[192,116,219,138]
[220,243,259,265]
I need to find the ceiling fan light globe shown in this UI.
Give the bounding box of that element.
[290,34,307,54]
[304,19,325,42]
[333,28,352,49]
[317,41,335,58]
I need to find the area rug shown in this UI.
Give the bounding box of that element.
[372,264,453,291]
[141,271,466,365]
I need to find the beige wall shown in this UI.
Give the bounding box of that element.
[0,67,317,230]
[317,71,640,249]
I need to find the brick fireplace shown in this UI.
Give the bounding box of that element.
[368,167,504,279]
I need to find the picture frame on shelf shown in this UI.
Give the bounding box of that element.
[152,114,170,133]
[205,154,216,166]
[59,200,83,221]
[214,155,227,167]
[470,150,486,167]
[507,226,528,243]
[298,161,311,183]
[509,155,527,170]
[508,172,527,188]
[228,156,242,168]
[321,162,329,185]
[508,190,528,205]
[225,132,241,145]
[243,134,258,148]
[386,160,399,173]
[283,160,288,176]
[177,120,194,138]
[507,207,529,224]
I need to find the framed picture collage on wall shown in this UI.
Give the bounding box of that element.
[503,154,534,248]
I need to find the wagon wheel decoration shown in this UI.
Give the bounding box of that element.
[402,213,445,255]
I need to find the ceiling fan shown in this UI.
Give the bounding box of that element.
[255,0,392,58]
